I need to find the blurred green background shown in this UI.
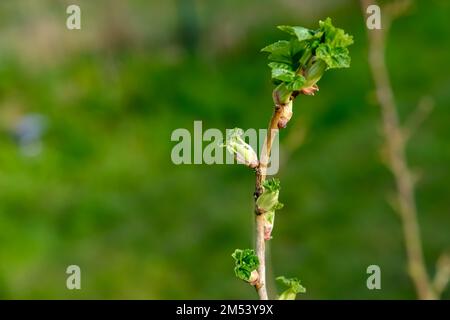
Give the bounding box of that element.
[0,0,449,299]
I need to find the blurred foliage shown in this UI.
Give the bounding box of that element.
[0,0,449,299]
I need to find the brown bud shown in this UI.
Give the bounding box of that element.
[277,102,293,129]
[300,84,319,96]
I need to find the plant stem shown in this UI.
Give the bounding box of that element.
[254,214,268,299]
[361,0,436,300]
[254,102,289,300]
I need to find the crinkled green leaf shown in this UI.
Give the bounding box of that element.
[261,40,294,65]
[222,128,259,168]
[263,40,305,68]
[316,44,351,69]
[263,178,281,192]
[268,62,292,71]
[268,62,294,85]
[262,18,353,94]
[232,249,259,282]
[285,75,305,91]
[261,40,290,54]
[277,276,306,293]
[267,62,306,89]
[271,67,296,82]
[277,25,314,42]
[319,17,354,48]
[277,276,306,300]
[315,18,353,69]
[257,178,283,213]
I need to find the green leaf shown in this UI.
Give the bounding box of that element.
[319,17,354,48]
[262,39,305,68]
[268,62,292,71]
[315,18,353,69]
[263,178,281,192]
[263,18,353,95]
[232,249,259,282]
[261,40,290,53]
[316,44,351,69]
[285,75,305,91]
[273,202,284,210]
[277,25,314,42]
[261,40,293,65]
[271,68,296,82]
[257,178,283,213]
[277,276,306,300]
[268,62,305,92]
[222,128,259,168]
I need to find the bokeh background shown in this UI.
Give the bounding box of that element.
[0,0,448,299]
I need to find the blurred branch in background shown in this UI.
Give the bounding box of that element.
[433,253,450,297]
[361,0,449,299]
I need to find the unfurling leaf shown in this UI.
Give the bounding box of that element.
[261,40,297,66]
[319,17,354,48]
[222,128,259,168]
[277,276,306,300]
[316,45,351,69]
[232,249,260,284]
[256,179,284,240]
[262,178,281,192]
[262,18,353,104]
[277,25,314,42]
[271,66,296,82]
[256,178,283,213]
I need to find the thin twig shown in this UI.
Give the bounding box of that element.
[361,0,436,299]
[433,253,450,297]
[403,96,434,141]
[254,101,291,300]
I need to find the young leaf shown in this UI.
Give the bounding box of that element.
[316,45,351,69]
[262,18,353,100]
[256,188,282,213]
[232,249,260,283]
[268,62,292,72]
[315,17,353,69]
[263,178,281,192]
[271,67,296,82]
[285,75,305,91]
[261,40,294,65]
[319,17,354,48]
[256,178,283,213]
[277,276,306,300]
[277,25,314,42]
[222,128,259,168]
[261,40,291,54]
[257,179,284,239]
